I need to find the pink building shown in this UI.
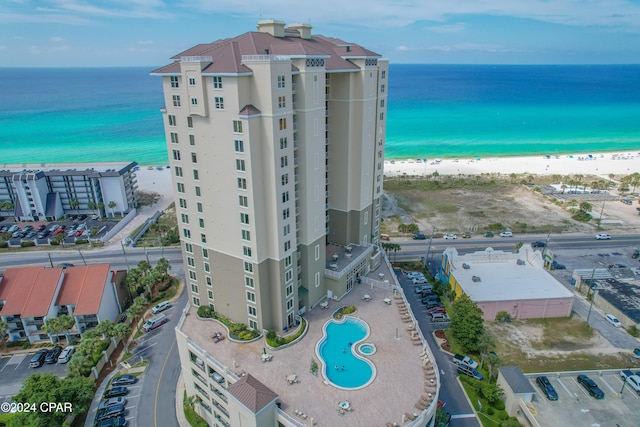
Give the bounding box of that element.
[441,246,574,321]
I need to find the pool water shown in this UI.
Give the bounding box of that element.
[317,317,375,389]
[358,343,376,355]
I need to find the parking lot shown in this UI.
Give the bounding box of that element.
[0,350,68,406]
[525,371,639,426]
[0,215,117,247]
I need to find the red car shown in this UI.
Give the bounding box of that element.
[428,307,446,315]
[53,228,65,236]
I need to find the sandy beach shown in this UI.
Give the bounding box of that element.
[384,151,640,178]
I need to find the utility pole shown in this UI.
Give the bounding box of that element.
[120,241,131,270]
[77,248,87,266]
[598,201,606,230]
[47,252,54,268]
[585,268,597,327]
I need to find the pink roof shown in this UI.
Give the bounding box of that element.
[0,267,63,318]
[152,29,380,75]
[56,265,111,316]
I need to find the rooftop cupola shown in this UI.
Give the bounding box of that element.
[256,19,286,37]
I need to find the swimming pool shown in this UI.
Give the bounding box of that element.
[316,317,376,390]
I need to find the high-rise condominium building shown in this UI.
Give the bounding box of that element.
[152,20,388,333]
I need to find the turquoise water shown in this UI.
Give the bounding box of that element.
[317,317,374,389]
[1,65,639,164]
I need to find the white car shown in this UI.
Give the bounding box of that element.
[605,313,622,327]
[499,231,513,237]
[443,234,457,240]
[595,233,611,240]
[412,277,428,285]
[57,346,75,363]
[406,271,424,279]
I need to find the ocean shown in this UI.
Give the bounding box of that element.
[1,65,639,165]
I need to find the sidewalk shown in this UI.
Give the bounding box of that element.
[175,371,189,427]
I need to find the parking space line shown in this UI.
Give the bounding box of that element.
[598,377,617,394]
[556,378,574,397]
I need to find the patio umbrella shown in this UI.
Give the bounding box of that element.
[263,347,267,355]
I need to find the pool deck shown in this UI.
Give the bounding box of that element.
[180,262,437,426]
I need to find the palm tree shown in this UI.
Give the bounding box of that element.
[87,201,97,215]
[108,201,117,218]
[155,258,171,281]
[579,201,593,213]
[0,320,8,348]
[97,201,104,217]
[69,199,80,215]
[113,323,132,353]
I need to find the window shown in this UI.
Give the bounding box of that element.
[233,120,243,133]
[381,70,386,79]
[315,244,320,260]
[170,76,179,88]
[379,112,384,120]
[278,96,286,108]
[204,262,210,273]
[189,270,197,280]
[185,242,193,253]
[280,156,288,168]
[282,208,289,220]
[213,76,222,89]
[234,139,244,153]
[214,97,224,110]
[279,137,287,149]
[206,276,212,286]
[168,115,177,126]
[241,229,251,241]
[380,99,385,108]
[240,213,249,224]
[199,218,204,228]
[285,269,292,282]
[286,299,293,310]
[244,262,253,273]
[187,116,193,128]
[191,152,197,163]
[203,248,208,258]
[245,276,254,288]
[237,178,246,189]
[315,272,320,287]
[246,291,255,302]
[193,169,199,180]
[284,224,290,236]
[191,97,198,106]
[284,240,291,252]
[187,257,195,266]
[197,202,203,213]
[189,77,196,86]
[207,290,213,300]
[172,149,181,161]
[282,191,289,203]
[243,246,252,257]
[179,198,187,208]
[177,182,185,193]
[175,166,183,177]
[192,296,200,306]
[277,75,285,88]
[239,195,248,207]
[189,135,195,145]
[195,186,201,197]
[183,228,191,238]
[279,118,287,130]
[201,233,206,243]
[172,95,181,107]
[286,284,293,297]
[248,306,257,317]
[284,255,292,268]
[181,213,189,224]
[191,283,199,293]
[236,159,245,171]
[281,174,288,185]
[381,84,385,93]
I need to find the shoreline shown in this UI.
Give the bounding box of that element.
[383,150,640,178]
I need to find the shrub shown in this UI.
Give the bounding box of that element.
[486,407,495,416]
[571,211,592,222]
[158,281,172,292]
[0,241,7,248]
[266,330,277,340]
[20,241,35,247]
[50,240,60,245]
[495,311,511,322]
[493,400,505,410]
[628,325,639,337]
[197,306,214,318]
[75,239,89,245]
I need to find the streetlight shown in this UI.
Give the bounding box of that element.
[77,248,87,266]
[585,268,597,327]
[598,201,606,230]
[120,241,131,270]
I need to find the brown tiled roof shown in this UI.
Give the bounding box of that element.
[151,28,380,75]
[238,104,261,116]
[0,267,63,318]
[56,265,111,316]
[227,374,278,413]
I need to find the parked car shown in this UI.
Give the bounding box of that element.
[406,271,425,279]
[151,301,171,314]
[412,233,426,240]
[103,387,128,398]
[624,375,640,394]
[605,313,622,327]
[462,233,471,238]
[622,199,632,205]
[53,228,65,236]
[499,231,513,237]
[428,306,446,315]
[430,313,449,322]
[56,263,74,268]
[425,300,444,309]
[620,369,635,381]
[632,249,640,259]
[29,349,49,368]
[577,375,604,399]
[95,405,125,422]
[58,346,75,363]
[595,233,611,240]
[484,231,494,237]
[412,277,428,285]
[99,397,127,410]
[45,346,63,364]
[457,365,483,380]
[415,285,432,294]
[111,375,138,386]
[95,417,127,427]
[531,241,546,248]
[23,225,34,232]
[551,261,566,270]
[142,315,169,332]
[36,224,46,232]
[453,354,479,369]
[443,234,457,240]
[608,263,626,269]
[536,376,558,401]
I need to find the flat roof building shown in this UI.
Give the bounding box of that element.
[440,246,574,320]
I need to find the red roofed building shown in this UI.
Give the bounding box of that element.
[0,264,121,343]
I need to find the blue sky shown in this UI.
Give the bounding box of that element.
[2,0,640,67]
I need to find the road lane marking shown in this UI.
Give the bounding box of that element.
[154,336,176,427]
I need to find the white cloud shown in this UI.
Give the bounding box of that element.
[426,43,520,53]
[50,36,64,43]
[426,22,465,33]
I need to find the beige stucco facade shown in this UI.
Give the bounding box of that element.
[153,20,388,333]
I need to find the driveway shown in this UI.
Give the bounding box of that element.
[0,351,67,407]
